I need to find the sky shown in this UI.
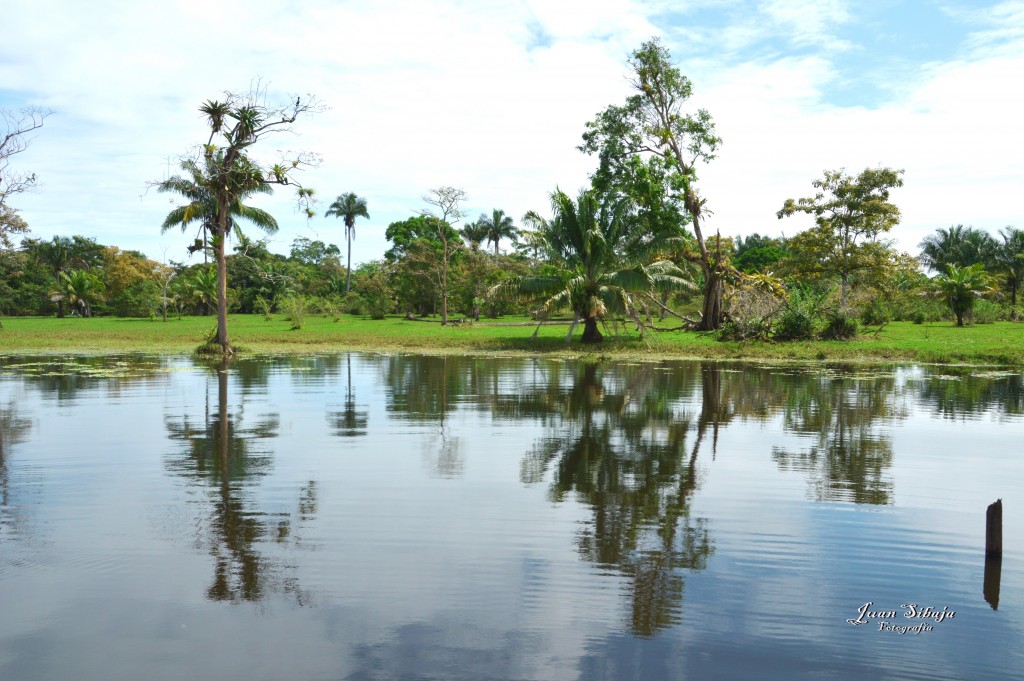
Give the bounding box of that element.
[2,0,1023,268]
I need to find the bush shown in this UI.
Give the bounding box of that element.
[720,286,784,341]
[973,299,1000,324]
[254,295,273,321]
[774,289,821,341]
[279,295,308,330]
[820,307,858,340]
[859,300,891,327]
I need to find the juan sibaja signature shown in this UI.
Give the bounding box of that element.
[847,602,956,634]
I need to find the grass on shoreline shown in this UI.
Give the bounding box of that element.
[1,314,1023,366]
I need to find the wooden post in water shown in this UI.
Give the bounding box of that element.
[984,499,1002,610]
[986,499,1003,556]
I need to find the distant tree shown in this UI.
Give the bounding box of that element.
[933,263,990,326]
[491,188,693,344]
[581,38,723,329]
[190,266,219,316]
[778,167,904,307]
[421,186,467,325]
[101,246,162,317]
[478,209,517,256]
[156,88,321,354]
[459,220,490,251]
[60,269,104,317]
[324,192,369,294]
[919,225,998,274]
[733,233,788,274]
[289,237,340,266]
[384,215,462,315]
[995,226,1024,306]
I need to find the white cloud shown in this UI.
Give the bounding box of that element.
[2,0,1022,267]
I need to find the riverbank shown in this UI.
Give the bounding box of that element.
[1,315,1023,365]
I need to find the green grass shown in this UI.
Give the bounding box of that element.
[1,314,1023,365]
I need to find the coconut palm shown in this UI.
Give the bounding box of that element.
[459,221,490,251]
[324,192,369,294]
[158,156,278,264]
[933,263,990,326]
[478,209,517,256]
[491,188,693,343]
[60,269,104,317]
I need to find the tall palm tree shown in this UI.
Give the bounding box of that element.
[325,193,369,294]
[491,188,693,343]
[995,226,1024,306]
[919,225,998,273]
[933,263,990,326]
[478,208,517,256]
[459,221,490,251]
[158,156,278,265]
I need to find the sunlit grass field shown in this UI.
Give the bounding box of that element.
[2,314,1023,365]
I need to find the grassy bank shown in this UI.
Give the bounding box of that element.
[1,314,1023,365]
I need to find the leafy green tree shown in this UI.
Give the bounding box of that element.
[384,215,462,315]
[778,167,904,307]
[324,192,369,294]
[492,188,693,343]
[478,209,517,256]
[581,38,723,329]
[101,246,162,317]
[289,237,340,266]
[733,233,788,273]
[158,91,321,354]
[919,225,998,274]
[995,227,1024,306]
[933,263,990,326]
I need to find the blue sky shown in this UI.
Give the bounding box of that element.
[2,0,1022,266]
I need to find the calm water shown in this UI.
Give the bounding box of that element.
[1,353,1023,680]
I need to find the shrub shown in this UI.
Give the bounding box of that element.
[774,289,821,341]
[279,295,308,330]
[973,299,1000,324]
[859,300,891,327]
[820,307,858,340]
[254,295,273,321]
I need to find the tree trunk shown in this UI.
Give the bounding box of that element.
[581,315,603,343]
[345,230,352,294]
[440,238,448,325]
[215,211,232,354]
[696,267,724,331]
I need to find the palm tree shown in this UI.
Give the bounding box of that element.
[32,236,75,317]
[933,263,990,326]
[158,156,278,264]
[459,221,490,251]
[324,193,369,294]
[995,226,1024,307]
[478,209,517,256]
[491,188,693,343]
[919,225,998,273]
[190,267,219,316]
[60,269,104,317]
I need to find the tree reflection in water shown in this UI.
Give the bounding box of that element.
[770,367,905,505]
[514,361,715,637]
[164,358,314,604]
[0,400,33,540]
[327,355,368,437]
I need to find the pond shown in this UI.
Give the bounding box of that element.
[1,353,1022,680]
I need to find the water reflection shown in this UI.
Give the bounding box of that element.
[771,368,905,505]
[515,362,714,637]
[327,355,368,437]
[0,400,32,540]
[164,359,312,604]
[915,368,1024,420]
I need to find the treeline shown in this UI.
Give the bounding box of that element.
[1,218,1021,335]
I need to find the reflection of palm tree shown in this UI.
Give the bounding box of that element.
[0,401,33,536]
[328,355,368,437]
[518,361,713,636]
[164,358,310,603]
